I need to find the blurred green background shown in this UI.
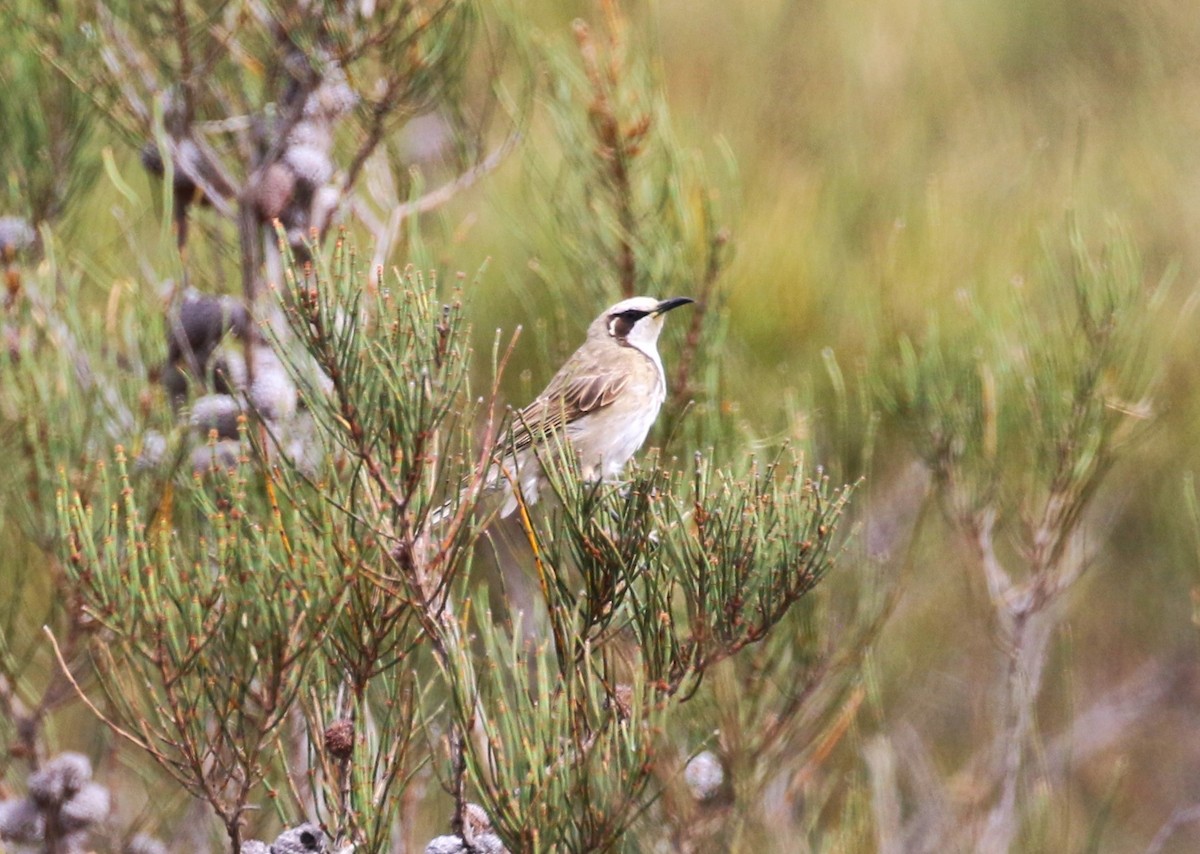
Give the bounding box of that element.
[6,0,1200,850]
[449,1,1200,849]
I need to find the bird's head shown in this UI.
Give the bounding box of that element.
[592,296,694,351]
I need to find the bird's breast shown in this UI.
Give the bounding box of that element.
[568,353,664,478]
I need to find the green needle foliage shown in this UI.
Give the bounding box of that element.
[6,3,853,849]
[0,0,98,225]
[58,443,350,849]
[451,601,664,852]
[13,1,1192,851]
[884,221,1167,549]
[447,449,849,851]
[37,229,851,852]
[873,221,1176,852]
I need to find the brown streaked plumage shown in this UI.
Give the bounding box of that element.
[497,295,694,516]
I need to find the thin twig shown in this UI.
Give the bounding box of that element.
[449,726,468,840]
[865,734,903,854]
[362,132,521,277]
[670,226,728,408]
[1146,804,1200,854]
[970,508,1014,621]
[42,626,170,762]
[976,608,1054,854]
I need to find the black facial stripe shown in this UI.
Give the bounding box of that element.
[611,309,651,339]
[610,315,635,338]
[608,308,651,339]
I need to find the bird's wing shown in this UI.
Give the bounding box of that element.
[510,361,628,452]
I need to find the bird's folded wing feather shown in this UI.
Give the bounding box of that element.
[510,367,628,451]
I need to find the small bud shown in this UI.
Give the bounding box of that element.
[0,216,35,258]
[423,832,507,854]
[167,290,250,369]
[126,833,169,854]
[284,145,333,187]
[249,346,298,421]
[190,394,242,440]
[462,802,492,841]
[253,162,298,221]
[59,782,110,831]
[606,683,634,719]
[323,719,354,760]
[0,797,44,843]
[28,752,92,807]
[684,750,726,803]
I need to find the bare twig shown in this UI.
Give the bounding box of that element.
[449,727,468,841]
[42,626,169,762]
[670,226,728,410]
[865,735,903,854]
[357,133,521,279]
[891,723,955,849]
[976,607,1055,854]
[25,276,136,439]
[970,508,1014,620]
[1044,660,1171,779]
[1146,804,1200,854]
[573,18,638,298]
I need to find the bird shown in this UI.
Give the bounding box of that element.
[493,295,694,517]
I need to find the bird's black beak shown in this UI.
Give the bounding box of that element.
[653,296,695,316]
